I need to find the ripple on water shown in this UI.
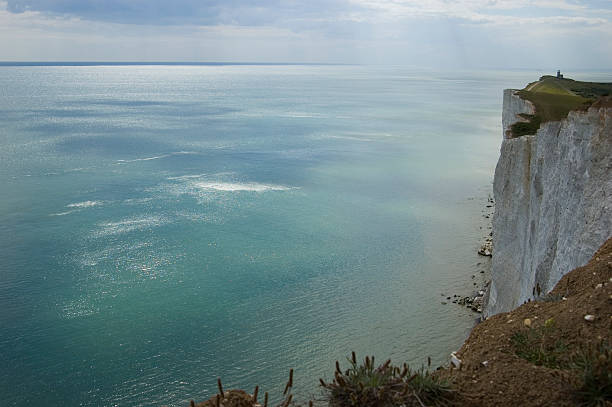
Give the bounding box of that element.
[93,215,169,237]
[60,296,99,319]
[66,200,105,208]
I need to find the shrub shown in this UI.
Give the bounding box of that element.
[319,353,454,407]
[510,114,542,137]
[571,341,612,406]
[510,322,568,369]
[191,371,303,407]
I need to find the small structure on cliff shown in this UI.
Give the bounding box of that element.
[556,70,563,79]
[486,79,612,317]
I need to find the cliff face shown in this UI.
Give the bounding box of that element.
[485,90,612,316]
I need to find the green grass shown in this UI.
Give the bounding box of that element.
[534,76,612,98]
[527,80,575,96]
[510,323,611,405]
[510,322,569,369]
[517,90,591,123]
[571,341,612,406]
[510,75,612,138]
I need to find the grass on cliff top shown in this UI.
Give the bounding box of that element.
[511,76,612,138]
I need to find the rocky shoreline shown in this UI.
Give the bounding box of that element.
[441,194,494,315]
[477,196,494,257]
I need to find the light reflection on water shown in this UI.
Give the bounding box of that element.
[3,65,597,406]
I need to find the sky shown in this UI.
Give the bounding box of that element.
[0,0,611,68]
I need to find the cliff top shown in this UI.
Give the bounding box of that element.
[510,75,612,137]
[529,75,612,99]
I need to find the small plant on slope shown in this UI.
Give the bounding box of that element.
[191,370,307,407]
[319,352,454,407]
[571,341,612,406]
[510,319,568,369]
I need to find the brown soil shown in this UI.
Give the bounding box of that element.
[591,96,612,108]
[440,237,612,406]
[192,389,258,407]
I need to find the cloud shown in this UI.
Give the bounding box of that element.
[3,0,611,36]
[4,0,360,26]
[0,0,611,67]
[347,0,609,25]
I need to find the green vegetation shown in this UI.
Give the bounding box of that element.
[510,321,611,405]
[319,353,454,407]
[571,341,612,406]
[510,320,569,369]
[510,75,612,138]
[517,90,591,123]
[510,114,542,138]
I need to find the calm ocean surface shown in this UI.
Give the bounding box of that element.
[1,65,608,406]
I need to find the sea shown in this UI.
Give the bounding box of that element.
[1,64,609,406]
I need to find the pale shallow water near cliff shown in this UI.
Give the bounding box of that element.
[1,66,609,406]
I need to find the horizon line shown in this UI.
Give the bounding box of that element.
[0,61,352,67]
[0,62,610,72]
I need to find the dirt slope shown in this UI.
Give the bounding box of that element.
[445,237,612,406]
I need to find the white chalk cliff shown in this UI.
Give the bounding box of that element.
[485,90,612,316]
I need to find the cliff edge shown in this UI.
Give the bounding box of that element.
[485,88,612,317]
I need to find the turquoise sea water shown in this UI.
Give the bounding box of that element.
[1,65,607,406]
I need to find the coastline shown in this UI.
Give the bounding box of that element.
[1,65,512,406]
[440,193,494,316]
[186,77,612,407]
